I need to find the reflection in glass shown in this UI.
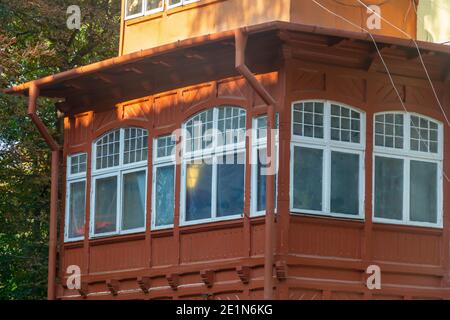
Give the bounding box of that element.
[68,181,86,238]
[330,152,359,215]
[122,171,146,231]
[217,153,245,217]
[126,0,143,17]
[293,147,323,211]
[410,161,438,223]
[186,162,212,221]
[155,165,175,227]
[94,176,118,234]
[374,156,403,220]
[256,148,277,212]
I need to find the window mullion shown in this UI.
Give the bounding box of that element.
[117,172,122,234]
[404,158,410,224]
[323,147,330,213]
[211,155,218,219]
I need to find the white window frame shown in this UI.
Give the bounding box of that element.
[250,115,279,217]
[180,107,247,226]
[145,0,165,15]
[65,153,88,242]
[124,0,146,20]
[373,112,443,228]
[90,128,148,238]
[166,0,200,10]
[152,135,176,230]
[289,100,366,220]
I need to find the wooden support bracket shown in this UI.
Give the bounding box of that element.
[275,261,287,281]
[78,282,89,298]
[167,273,179,291]
[106,279,120,296]
[200,270,215,288]
[236,266,251,284]
[137,276,151,294]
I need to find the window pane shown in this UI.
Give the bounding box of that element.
[69,153,87,175]
[68,181,86,239]
[147,0,163,11]
[217,153,245,217]
[374,113,404,149]
[185,110,214,153]
[256,148,277,212]
[410,161,438,223]
[126,0,143,17]
[330,104,361,144]
[293,146,323,211]
[330,152,359,215]
[155,165,175,227]
[95,130,120,170]
[292,102,324,139]
[410,116,439,154]
[122,171,146,231]
[186,162,212,221]
[217,107,246,146]
[168,0,182,6]
[374,157,403,220]
[124,128,148,165]
[94,176,117,234]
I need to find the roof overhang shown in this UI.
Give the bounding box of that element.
[4,21,450,114]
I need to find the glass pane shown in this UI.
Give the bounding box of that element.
[122,171,146,231]
[374,157,403,220]
[330,152,359,215]
[256,148,277,212]
[94,176,117,234]
[186,162,212,221]
[410,161,438,223]
[155,165,175,227]
[68,181,86,239]
[293,147,323,211]
[126,0,143,17]
[168,0,182,6]
[147,0,163,11]
[217,153,245,217]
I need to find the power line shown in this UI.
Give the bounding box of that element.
[310,0,450,183]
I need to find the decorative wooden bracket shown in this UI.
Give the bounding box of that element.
[137,276,151,294]
[167,273,179,291]
[275,261,287,281]
[236,266,251,284]
[106,279,120,296]
[78,282,89,298]
[200,270,215,288]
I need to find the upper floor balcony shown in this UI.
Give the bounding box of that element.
[120,0,420,55]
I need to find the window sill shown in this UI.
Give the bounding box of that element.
[290,209,364,221]
[180,216,244,233]
[290,211,365,227]
[89,231,146,246]
[372,218,443,231]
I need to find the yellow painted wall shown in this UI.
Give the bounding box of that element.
[120,0,419,55]
[417,0,450,43]
[290,0,417,39]
[121,0,291,55]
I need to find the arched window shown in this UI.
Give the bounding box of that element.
[91,127,148,237]
[290,100,365,219]
[181,106,246,224]
[373,112,443,227]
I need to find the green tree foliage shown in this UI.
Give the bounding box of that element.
[0,0,120,299]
